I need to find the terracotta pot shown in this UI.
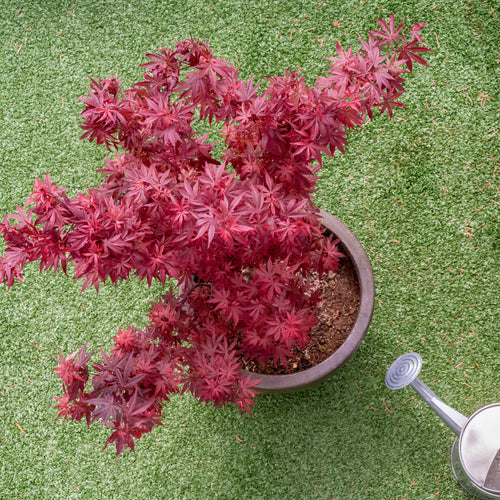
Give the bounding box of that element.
[243,209,375,393]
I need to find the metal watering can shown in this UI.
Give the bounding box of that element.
[386,352,500,499]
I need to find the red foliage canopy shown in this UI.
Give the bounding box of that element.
[0,16,430,458]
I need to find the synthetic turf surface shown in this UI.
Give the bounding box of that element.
[0,1,498,498]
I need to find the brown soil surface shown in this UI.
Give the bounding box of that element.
[243,255,361,375]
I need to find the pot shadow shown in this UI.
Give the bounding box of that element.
[151,351,459,498]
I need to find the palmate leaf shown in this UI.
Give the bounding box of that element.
[103,427,136,459]
[397,40,433,72]
[52,343,93,391]
[87,393,121,426]
[102,391,162,458]
[372,13,405,49]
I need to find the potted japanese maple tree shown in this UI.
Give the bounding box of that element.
[0,15,430,457]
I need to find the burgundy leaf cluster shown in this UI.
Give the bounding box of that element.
[0,16,430,458]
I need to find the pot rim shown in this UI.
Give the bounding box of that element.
[243,209,375,393]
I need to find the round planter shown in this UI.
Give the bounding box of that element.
[243,209,375,393]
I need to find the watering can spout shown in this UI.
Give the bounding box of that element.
[409,377,468,435]
[385,353,468,435]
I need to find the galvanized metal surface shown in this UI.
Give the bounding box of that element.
[386,353,500,499]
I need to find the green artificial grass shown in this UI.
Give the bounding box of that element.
[0,0,498,498]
